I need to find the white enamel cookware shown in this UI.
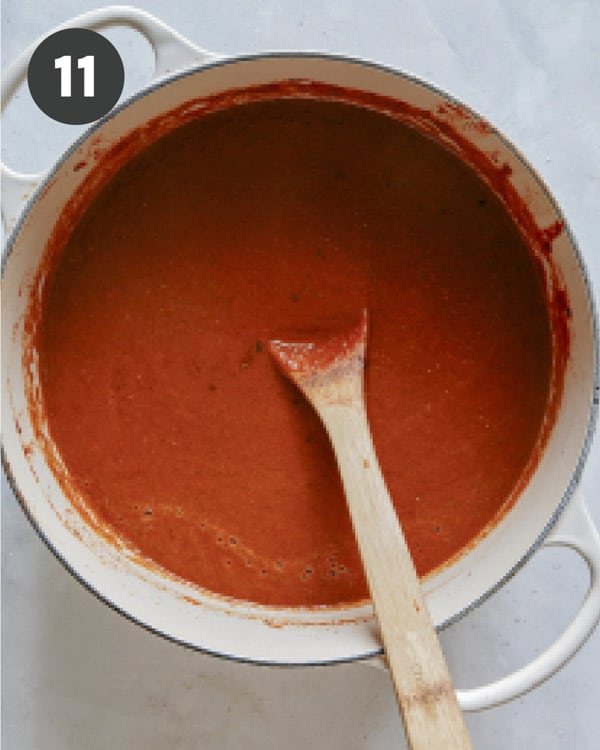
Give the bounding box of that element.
[2,6,599,712]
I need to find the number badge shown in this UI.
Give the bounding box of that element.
[28,28,124,125]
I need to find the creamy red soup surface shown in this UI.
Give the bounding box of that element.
[36,92,554,607]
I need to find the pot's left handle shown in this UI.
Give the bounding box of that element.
[1,5,218,233]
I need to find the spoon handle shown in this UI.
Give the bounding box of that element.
[320,403,472,750]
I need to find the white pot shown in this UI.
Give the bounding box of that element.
[2,6,599,712]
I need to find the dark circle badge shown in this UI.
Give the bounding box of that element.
[27,28,125,125]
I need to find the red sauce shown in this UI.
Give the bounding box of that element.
[35,90,558,607]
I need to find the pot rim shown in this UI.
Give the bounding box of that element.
[2,50,599,666]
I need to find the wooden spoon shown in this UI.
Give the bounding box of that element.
[269,310,472,750]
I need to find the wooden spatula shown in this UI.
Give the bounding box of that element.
[269,310,472,750]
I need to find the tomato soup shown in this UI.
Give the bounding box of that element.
[36,93,553,606]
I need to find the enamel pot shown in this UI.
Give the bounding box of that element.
[2,6,599,711]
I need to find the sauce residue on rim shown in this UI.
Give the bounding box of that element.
[27,83,568,607]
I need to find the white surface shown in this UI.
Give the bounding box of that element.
[1,1,599,748]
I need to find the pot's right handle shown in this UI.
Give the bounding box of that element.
[1,5,218,233]
[456,490,600,711]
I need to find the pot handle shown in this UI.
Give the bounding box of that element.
[366,490,600,711]
[457,490,600,710]
[1,5,218,232]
